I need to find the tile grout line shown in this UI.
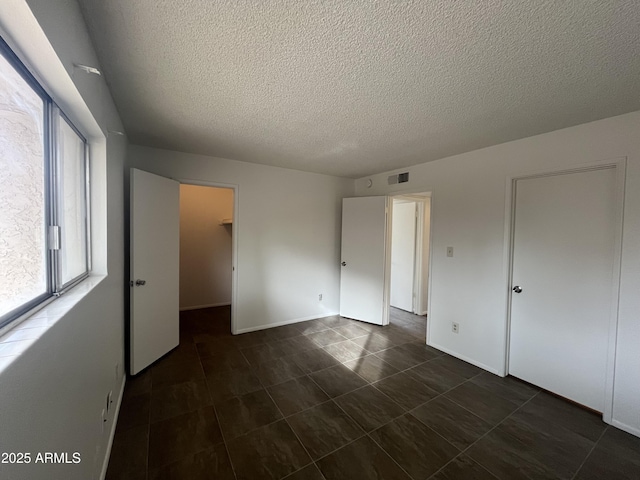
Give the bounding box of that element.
[357,376,485,479]
[153,346,237,474]
[364,428,426,480]
[420,371,512,425]
[279,462,326,480]
[569,424,609,480]
[209,348,243,480]
[304,343,447,480]
[302,367,465,479]
[305,435,368,476]
[422,389,543,480]
[426,454,498,480]
[259,371,319,479]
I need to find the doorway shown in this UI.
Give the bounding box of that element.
[178,184,235,335]
[129,170,240,374]
[338,193,432,334]
[389,194,431,339]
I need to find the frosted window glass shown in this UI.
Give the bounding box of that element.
[58,118,87,285]
[0,54,47,319]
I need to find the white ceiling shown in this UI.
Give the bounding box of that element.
[77,0,640,178]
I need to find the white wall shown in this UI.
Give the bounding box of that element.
[129,145,354,333]
[355,111,640,437]
[0,1,126,479]
[180,185,233,309]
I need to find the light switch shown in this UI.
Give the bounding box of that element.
[447,246,454,257]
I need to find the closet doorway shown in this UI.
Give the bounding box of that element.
[179,184,235,334]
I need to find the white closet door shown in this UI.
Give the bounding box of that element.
[509,167,617,411]
[130,168,180,374]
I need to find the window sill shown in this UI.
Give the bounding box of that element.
[0,274,107,374]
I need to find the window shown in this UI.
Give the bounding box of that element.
[57,113,90,286]
[0,36,90,329]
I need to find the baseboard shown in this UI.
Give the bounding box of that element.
[427,341,502,376]
[99,375,126,480]
[180,302,231,311]
[611,419,640,438]
[236,312,340,334]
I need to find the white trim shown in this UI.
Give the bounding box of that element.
[175,178,239,334]
[99,375,126,480]
[425,194,435,345]
[235,312,340,334]
[500,175,516,377]
[382,196,392,326]
[413,199,431,316]
[412,201,422,314]
[603,159,626,423]
[502,157,626,421]
[611,419,640,438]
[180,302,231,311]
[427,342,502,376]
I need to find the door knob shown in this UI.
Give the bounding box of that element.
[135,279,147,286]
[341,261,347,266]
[512,285,522,293]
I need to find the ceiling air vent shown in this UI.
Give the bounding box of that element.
[388,172,409,185]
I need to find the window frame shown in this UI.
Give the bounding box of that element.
[0,35,91,329]
[53,109,91,293]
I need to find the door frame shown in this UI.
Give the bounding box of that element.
[389,196,431,315]
[388,192,433,342]
[502,157,626,423]
[177,177,239,335]
[414,200,430,316]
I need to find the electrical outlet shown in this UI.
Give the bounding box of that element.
[106,391,113,413]
[452,322,459,334]
[447,246,454,257]
[318,293,323,301]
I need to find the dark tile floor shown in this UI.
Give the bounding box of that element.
[107,306,640,480]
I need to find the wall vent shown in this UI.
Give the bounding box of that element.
[388,172,409,185]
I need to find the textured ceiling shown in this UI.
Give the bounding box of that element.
[77,0,640,178]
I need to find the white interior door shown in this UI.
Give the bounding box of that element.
[509,167,617,411]
[339,196,391,325]
[390,201,416,312]
[130,168,180,375]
